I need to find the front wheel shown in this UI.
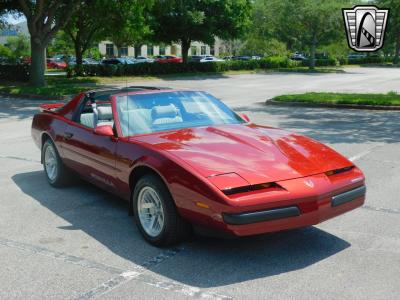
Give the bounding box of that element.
[133,174,191,246]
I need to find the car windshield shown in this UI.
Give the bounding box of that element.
[116,91,244,136]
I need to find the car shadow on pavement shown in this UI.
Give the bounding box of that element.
[236,104,400,144]
[12,170,350,288]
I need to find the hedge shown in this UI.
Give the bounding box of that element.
[67,56,300,77]
[0,64,30,82]
[301,57,339,67]
[339,56,392,65]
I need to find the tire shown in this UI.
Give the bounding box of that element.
[42,139,72,187]
[133,174,191,246]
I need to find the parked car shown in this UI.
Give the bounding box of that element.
[31,87,366,246]
[101,58,136,65]
[189,55,207,62]
[69,58,100,65]
[290,52,307,61]
[133,56,154,63]
[199,56,225,63]
[154,55,183,63]
[347,53,367,60]
[232,56,252,61]
[46,58,67,69]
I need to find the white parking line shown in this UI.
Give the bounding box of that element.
[0,237,231,300]
[348,143,384,162]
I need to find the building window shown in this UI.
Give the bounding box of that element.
[147,45,154,56]
[201,46,206,55]
[119,46,128,57]
[106,43,114,57]
[191,46,197,56]
[210,45,215,56]
[159,46,165,55]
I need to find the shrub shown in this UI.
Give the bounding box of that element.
[0,64,30,82]
[67,56,301,78]
[301,57,338,67]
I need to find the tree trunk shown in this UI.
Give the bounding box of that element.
[394,32,400,65]
[75,41,83,66]
[181,38,191,63]
[30,38,46,87]
[309,34,317,69]
[116,46,122,58]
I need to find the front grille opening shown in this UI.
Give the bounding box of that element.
[223,182,282,196]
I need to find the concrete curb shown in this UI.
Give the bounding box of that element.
[265,99,400,111]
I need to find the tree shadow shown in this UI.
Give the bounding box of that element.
[235,104,400,144]
[12,170,351,288]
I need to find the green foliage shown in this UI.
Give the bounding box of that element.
[377,0,400,63]
[47,31,75,57]
[0,44,12,58]
[301,57,339,67]
[67,57,297,77]
[273,92,400,106]
[150,0,252,61]
[6,34,30,58]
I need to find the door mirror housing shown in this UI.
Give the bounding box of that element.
[94,125,114,137]
[240,113,250,123]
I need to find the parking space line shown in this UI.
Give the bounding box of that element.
[75,248,184,300]
[348,143,384,162]
[0,237,229,300]
[0,237,123,274]
[0,155,40,163]
[362,205,400,215]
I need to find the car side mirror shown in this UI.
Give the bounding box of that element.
[94,125,114,137]
[240,113,250,122]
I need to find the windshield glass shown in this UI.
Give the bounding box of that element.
[116,91,244,136]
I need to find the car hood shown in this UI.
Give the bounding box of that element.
[132,124,352,185]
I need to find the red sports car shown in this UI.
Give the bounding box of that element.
[31,87,366,246]
[46,58,67,69]
[154,55,183,63]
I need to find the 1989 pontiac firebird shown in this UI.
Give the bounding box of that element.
[31,87,366,246]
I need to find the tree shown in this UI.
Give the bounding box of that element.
[10,1,80,86]
[7,34,30,58]
[151,0,252,62]
[105,0,152,57]
[63,0,107,65]
[378,0,400,64]
[47,30,74,57]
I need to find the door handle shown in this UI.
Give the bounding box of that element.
[64,132,74,139]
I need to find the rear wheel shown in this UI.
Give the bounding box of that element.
[133,174,191,246]
[42,139,71,187]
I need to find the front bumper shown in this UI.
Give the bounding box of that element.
[223,185,366,226]
[218,181,366,236]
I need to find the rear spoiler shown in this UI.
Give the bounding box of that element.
[40,103,64,113]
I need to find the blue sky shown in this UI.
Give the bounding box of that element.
[4,14,26,25]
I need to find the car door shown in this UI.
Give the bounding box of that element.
[62,98,119,191]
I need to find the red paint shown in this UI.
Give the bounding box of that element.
[31,89,365,237]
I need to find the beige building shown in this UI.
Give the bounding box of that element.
[98,39,226,58]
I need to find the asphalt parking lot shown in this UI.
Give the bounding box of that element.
[1,68,399,299]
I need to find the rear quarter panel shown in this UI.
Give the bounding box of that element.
[31,112,68,157]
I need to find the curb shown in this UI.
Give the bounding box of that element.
[0,92,70,101]
[265,99,400,111]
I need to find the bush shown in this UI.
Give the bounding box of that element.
[0,64,30,82]
[67,56,299,77]
[301,57,338,67]
[340,55,387,65]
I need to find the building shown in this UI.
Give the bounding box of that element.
[98,39,226,58]
[0,21,29,46]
